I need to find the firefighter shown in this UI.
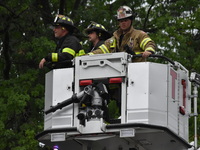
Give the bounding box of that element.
[87,6,156,62]
[39,14,85,69]
[83,21,111,52]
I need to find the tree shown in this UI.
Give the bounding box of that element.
[0,0,199,149]
[0,0,55,149]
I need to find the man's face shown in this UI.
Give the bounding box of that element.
[118,18,132,32]
[53,25,68,38]
[88,30,99,43]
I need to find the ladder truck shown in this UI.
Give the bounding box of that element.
[36,52,199,150]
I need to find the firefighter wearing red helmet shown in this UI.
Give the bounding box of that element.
[88,6,156,62]
[84,21,111,52]
[39,15,85,69]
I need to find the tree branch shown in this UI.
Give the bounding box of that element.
[70,0,81,19]
[59,0,65,15]
[143,0,156,30]
[35,0,53,26]
[3,26,11,80]
[0,3,16,17]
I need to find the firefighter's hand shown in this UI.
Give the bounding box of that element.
[39,58,46,69]
[142,51,152,58]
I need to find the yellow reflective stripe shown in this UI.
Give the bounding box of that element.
[88,52,94,55]
[110,39,116,48]
[145,47,155,52]
[52,53,58,62]
[76,49,85,57]
[62,48,76,56]
[140,38,152,50]
[99,44,109,54]
[79,49,85,56]
[135,52,142,55]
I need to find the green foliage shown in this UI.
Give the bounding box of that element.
[108,100,120,119]
[0,0,200,149]
[0,69,45,149]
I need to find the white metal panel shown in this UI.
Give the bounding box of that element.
[45,71,53,110]
[74,52,131,80]
[51,69,73,105]
[177,69,190,141]
[127,63,149,109]
[127,62,168,126]
[167,67,178,134]
[44,68,74,129]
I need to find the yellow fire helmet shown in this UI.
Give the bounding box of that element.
[53,14,78,33]
[84,21,111,39]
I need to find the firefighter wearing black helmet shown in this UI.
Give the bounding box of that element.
[84,21,111,52]
[39,15,85,69]
[88,6,156,62]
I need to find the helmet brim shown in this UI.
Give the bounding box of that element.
[52,23,79,33]
[117,16,133,21]
[83,28,94,35]
[83,28,111,39]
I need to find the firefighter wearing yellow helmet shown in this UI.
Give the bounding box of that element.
[84,21,111,52]
[39,15,85,69]
[88,6,156,62]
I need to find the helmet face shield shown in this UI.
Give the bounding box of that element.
[87,23,95,29]
[53,15,73,26]
[54,15,59,23]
